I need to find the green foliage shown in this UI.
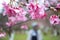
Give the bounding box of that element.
[1,32,60,40]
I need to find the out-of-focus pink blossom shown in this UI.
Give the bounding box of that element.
[8,17,17,22]
[44,0,50,7]
[56,3,60,8]
[16,15,27,22]
[28,0,34,3]
[4,7,16,17]
[50,15,60,25]
[3,3,27,17]
[27,3,46,19]
[13,7,27,15]
[6,22,11,27]
[3,2,27,26]
[6,17,17,27]
[49,0,57,6]
[6,21,16,27]
[0,33,6,38]
[21,25,28,30]
[3,3,16,17]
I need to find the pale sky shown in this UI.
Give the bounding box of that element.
[0,0,10,8]
[0,0,10,13]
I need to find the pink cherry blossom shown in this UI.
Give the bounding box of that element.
[44,0,50,7]
[8,17,17,22]
[27,3,46,19]
[21,24,28,30]
[6,21,16,27]
[3,3,16,17]
[16,14,27,22]
[50,15,60,25]
[6,22,11,27]
[28,0,34,3]
[49,0,57,6]
[0,33,6,38]
[3,2,27,26]
[56,3,60,8]
[13,7,27,15]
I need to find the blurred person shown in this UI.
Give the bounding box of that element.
[27,22,43,40]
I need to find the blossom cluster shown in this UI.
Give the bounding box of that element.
[50,15,60,25]
[3,3,27,27]
[27,3,46,19]
[0,33,6,38]
[21,24,28,30]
